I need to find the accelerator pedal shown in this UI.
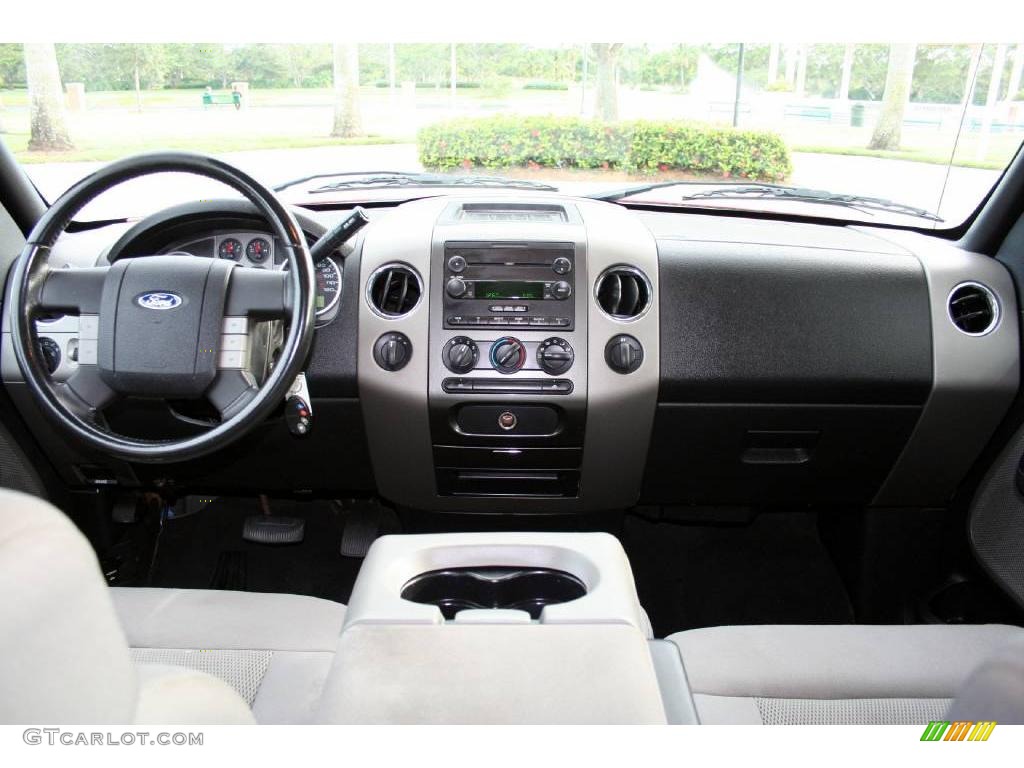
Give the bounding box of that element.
[340,499,400,558]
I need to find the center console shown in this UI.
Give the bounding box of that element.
[315,531,698,724]
[357,196,660,513]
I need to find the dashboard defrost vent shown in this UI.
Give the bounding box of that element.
[948,282,998,336]
[596,267,651,319]
[368,265,422,317]
[458,203,567,222]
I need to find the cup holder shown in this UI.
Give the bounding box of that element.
[400,566,587,620]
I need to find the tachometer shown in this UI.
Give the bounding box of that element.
[315,258,342,317]
[218,237,243,261]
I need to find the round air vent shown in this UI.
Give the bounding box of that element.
[948,282,999,336]
[595,267,651,320]
[367,264,422,317]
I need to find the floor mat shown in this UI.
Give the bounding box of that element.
[147,497,362,605]
[621,512,854,638]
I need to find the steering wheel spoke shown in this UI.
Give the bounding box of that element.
[60,365,119,415]
[225,265,292,318]
[35,265,109,315]
[207,370,260,422]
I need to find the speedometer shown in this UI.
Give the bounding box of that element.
[314,258,342,317]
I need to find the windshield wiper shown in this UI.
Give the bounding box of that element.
[589,181,943,223]
[677,184,944,222]
[586,180,720,202]
[275,171,559,195]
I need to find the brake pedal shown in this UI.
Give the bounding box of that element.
[242,515,305,545]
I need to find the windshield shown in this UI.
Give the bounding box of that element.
[2,42,1022,227]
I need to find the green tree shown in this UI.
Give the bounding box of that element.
[869,44,917,150]
[912,45,973,104]
[0,44,25,87]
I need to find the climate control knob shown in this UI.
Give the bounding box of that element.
[537,337,574,375]
[443,336,479,374]
[489,336,527,374]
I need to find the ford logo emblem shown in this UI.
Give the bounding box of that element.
[136,292,183,310]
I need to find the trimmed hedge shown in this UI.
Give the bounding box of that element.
[523,81,570,91]
[418,116,791,181]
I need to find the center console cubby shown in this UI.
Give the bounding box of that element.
[400,565,587,619]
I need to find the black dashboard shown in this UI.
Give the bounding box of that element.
[1,193,1018,513]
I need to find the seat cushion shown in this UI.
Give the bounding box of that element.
[669,623,1024,724]
[111,587,346,724]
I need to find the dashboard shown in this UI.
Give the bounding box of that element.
[1,193,1019,514]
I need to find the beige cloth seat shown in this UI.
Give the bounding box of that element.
[0,488,345,724]
[111,587,346,723]
[0,488,253,724]
[669,623,1024,724]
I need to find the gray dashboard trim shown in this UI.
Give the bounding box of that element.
[578,199,660,509]
[357,198,447,509]
[870,229,1020,506]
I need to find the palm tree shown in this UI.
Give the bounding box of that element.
[331,43,362,138]
[24,43,73,151]
[592,43,623,122]
[868,44,917,151]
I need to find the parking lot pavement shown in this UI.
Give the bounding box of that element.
[789,152,999,225]
[23,144,1001,227]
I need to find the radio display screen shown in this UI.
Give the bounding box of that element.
[475,281,544,300]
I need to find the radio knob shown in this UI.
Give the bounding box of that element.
[537,337,574,375]
[447,255,467,273]
[490,336,526,374]
[552,257,572,275]
[443,336,478,374]
[552,280,572,300]
[446,277,468,298]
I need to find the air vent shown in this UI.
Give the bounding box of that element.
[596,267,651,319]
[368,264,422,317]
[948,282,998,336]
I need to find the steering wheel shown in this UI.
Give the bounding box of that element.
[8,152,316,463]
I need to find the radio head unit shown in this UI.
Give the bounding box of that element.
[442,242,575,330]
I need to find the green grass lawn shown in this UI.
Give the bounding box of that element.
[790,144,1009,170]
[2,131,404,164]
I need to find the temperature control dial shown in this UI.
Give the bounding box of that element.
[537,337,574,375]
[489,336,527,374]
[443,336,479,374]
